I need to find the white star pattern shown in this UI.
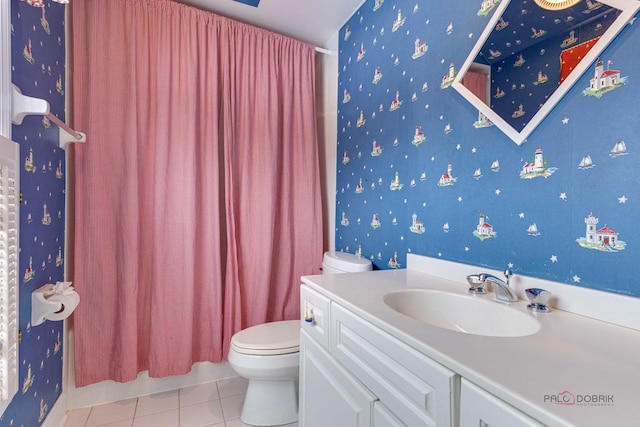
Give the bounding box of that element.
[495,189,501,195]
[562,117,569,124]
[572,275,581,283]
[519,212,525,218]
[559,192,567,201]
[550,255,557,263]
[618,195,628,204]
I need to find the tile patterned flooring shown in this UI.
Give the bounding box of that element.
[64,377,298,427]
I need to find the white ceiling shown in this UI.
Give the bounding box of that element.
[174,0,365,48]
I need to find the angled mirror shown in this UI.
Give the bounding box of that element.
[452,0,640,145]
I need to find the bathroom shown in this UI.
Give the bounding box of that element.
[2,0,640,426]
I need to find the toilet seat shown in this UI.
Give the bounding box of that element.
[231,320,300,355]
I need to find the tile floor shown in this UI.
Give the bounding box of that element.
[63,377,298,427]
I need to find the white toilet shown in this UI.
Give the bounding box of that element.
[227,251,372,426]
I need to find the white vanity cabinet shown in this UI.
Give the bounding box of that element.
[332,304,458,426]
[300,284,458,427]
[459,379,545,427]
[300,330,376,427]
[301,258,640,426]
[300,285,376,426]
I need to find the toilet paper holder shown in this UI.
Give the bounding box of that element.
[31,282,80,326]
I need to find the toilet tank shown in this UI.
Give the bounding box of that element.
[322,251,372,274]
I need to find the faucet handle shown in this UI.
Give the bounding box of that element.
[466,274,486,295]
[525,288,552,313]
[503,268,512,285]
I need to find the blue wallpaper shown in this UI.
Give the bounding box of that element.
[2,0,67,425]
[335,0,640,298]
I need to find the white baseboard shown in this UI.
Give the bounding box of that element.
[407,253,640,331]
[65,325,237,410]
[67,360,236,410]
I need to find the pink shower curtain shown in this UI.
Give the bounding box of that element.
[219,21,323,355]
[71,0,322,387]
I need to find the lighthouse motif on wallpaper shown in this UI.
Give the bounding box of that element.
[474,212,495,241]
[25,147,36,172]
[520,146,556,179]
[478,0,500,16]
[390,172,403,190]
[440,62,457,89]
[392,9,406,32]
[389,90,402,111]
[341,212,349,226]
[577,213,626,252]
[388,251,400,268]
[410,213,425,234]
[438,162,457,187]
[371,212,381,229]
[22,364,34,395]
[412,38,428,59]
[584,58,626,98]
[42,203,51,225]
[23,255,35,283]
[23,37,35,64]
[412,125,425,146]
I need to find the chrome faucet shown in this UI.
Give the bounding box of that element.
[468,269,518,303]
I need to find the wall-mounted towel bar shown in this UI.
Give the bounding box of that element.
[11,84,86,150]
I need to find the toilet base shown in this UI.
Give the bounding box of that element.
[241,378,298,426]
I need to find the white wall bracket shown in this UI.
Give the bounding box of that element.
[11,84,86,149]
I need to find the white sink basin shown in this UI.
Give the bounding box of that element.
[383,289,540,337]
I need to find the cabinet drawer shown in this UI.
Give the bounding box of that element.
[460,379,545,427]
[332,303,458,427]
[300,285,331,351]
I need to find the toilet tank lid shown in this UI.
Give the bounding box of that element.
[231,320,299,353]
[323,251,372,272]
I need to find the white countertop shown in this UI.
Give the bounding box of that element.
[301,268,640,427]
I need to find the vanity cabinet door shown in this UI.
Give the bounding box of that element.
[373,401,404,427]
[332,304,458,427]
[460,379,544,427]
[300,329,376,427]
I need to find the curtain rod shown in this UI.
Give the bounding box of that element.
[45,112,84,142]
[11,84,86,149]
[314,46,332,55]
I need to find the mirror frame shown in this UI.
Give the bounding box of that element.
[452,0,640,145]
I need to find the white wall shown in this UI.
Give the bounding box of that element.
[316,33,339,252]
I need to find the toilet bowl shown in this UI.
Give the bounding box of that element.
[228,251,372,426]
[227,320,300,426]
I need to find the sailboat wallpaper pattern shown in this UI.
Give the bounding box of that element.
[2,0,67,425]
[335,0,640,298]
